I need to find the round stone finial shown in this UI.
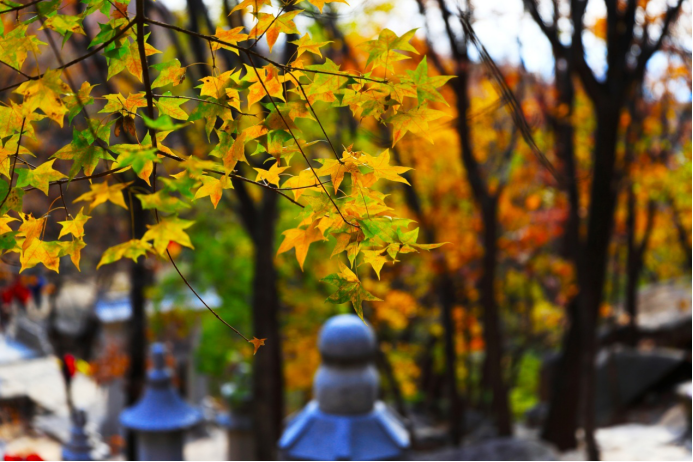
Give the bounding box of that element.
[318,314,376,363]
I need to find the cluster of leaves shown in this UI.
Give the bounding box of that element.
[0,0,451,335]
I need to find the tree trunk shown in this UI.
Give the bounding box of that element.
[480,197,512,436]
[578,105,622,460]
[440,271,463,444]
[125,177,150,460]
[251,191,283,461]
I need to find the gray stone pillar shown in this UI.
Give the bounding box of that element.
[278,314,409,460]
[62,409,93,461]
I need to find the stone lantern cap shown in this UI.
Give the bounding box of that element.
[318,314,376,363]
[278,314,410,460]
[120,343,203,432]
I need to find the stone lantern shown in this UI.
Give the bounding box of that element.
[278,314,410,460]
[62,409,92,461]
[120,343,203,461]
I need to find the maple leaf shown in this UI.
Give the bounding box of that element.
[282,168,321,200]
[75,181,132,210]
[249,10,302,52]
[40,14,86,37]
[277,221,326,270]
[361,249,388,279]
[155,94,188,120]
[151,59,186,88]
[245,64,285,109]
[100,92,147,116]
[362,28,418,73]
[230,0,270,13]
[212,27,248,54]
[115,35,161,82]
[65,238,86,271]
[0,135,33,178]
[0,216,17,235]
[198,69,241,100]
[361,149,412,185]
[57,208,90,239]
[63,82,96,124]
[15,160,67,195]
[290,33,332,58]
[52,130,114,180]
[19,239,65,273]
[112,144,160,185]
[97,239,152,268]
[406,56,455,106]
[254,161,289,187]
[17,213,46,251]
[220,131,247,173]
[322,261,382,321]
[388,105,447,146]
[14,70,71,127]
[249,337,267,355]
[137,190,191,214]
[0,25,45,70]
[298,0,348,13]
[142,216,195,255]
[194,174,232,208]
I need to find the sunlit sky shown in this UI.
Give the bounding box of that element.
[160,0,692,100]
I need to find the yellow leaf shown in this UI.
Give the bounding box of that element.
[57,208,90,239]
[75,181,132,210]
[254,161,289,187]
[277,221,326,270]
[194,175,233,208]
[97,239,152,268]
[14,70,70,127]
[142,216,195,255]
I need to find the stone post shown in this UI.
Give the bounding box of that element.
[62,409,92,461]
[120,343,203,461]
[278,314,409,460]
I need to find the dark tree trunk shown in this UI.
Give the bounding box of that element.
[440,271,463,444]
[125,177,151,461]
[251,191,283,461]
[479,197,512,436]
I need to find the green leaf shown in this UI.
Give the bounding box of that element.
[151,59,186,88]
[322,262,382,321]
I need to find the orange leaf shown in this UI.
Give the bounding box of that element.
[249,337,267,355]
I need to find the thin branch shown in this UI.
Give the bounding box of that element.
[144,17,388,84]
[0,0,44,14]
[245,50,356,227]
[166,248,250,341]
[152,93,257,117]
[286,71,342,163]
[0,118,25,211]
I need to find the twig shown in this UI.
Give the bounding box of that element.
[0,118,25,211]
[245,50,356,227]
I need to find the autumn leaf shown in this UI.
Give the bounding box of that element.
[14,70,70,127]
[362,28,418,73]
[151,59,186,88]
[17,213,46,251]
[75,181,132,210]
[299,0,348,13]
[249,10,302,52]
[290,33,332,58]
[212,27,248,54]
[19,239,64,273]
[388,104,447,146]
[277,221,326,270]
[322,261,382,321]
[97,239,152,268]
[254,161,289,186]
[230,0,270,13]
[155,95,189,121]
[249,337,267,355]
[245,64,285,109]
[142,216,195,255]
[15,160,67,195]
[0,216,17,235]
[193,174,232,208]
[57,208,90,239]
[0,25,45,71]
[137,190,191,214]
[112,144,160,185]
